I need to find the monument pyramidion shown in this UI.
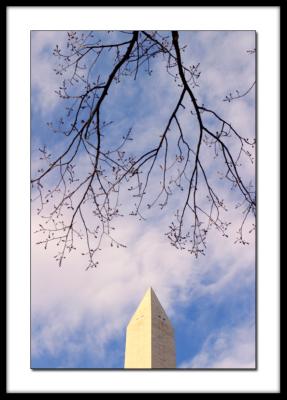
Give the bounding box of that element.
[124,287,176,369]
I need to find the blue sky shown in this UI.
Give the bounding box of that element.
[31,30,256,369]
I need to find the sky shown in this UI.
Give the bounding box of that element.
[31,30,256,369]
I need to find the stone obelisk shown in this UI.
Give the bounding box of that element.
[124,287,176,369]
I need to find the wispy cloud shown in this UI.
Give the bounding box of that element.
[31,31,67,116]
[179,323,255,368]
[31,200,255,367]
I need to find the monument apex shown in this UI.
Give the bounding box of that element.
[124,287,176,369]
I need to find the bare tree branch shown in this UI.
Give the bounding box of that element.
[31,30,256,268]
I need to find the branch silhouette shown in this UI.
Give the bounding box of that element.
[31,30,256,269]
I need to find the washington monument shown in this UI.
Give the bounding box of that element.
[124,287,176,369]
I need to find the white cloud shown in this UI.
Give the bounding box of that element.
[180,323,255,369]
[31,200,255,367]
[31,31,67,115]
